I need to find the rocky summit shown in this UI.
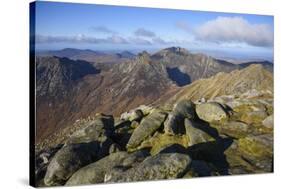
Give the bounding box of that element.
[35,85,273,187]
[34,47,273,187]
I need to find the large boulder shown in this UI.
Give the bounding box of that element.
[196,102,228,123]
[164,100,195,135]
[120,109,144,122]
[66,114,114,144]
[66,150,150,186]
[35,145,62,187]
[238,134,273,160]
[237,134,273,171]
[212,121,249,139]
[105,153,192,182]
[240,111,268,125]
[173,99,196,119]
[184,119,215,146]
[127,111,167,150]
[164,113,185,135]
[44,142,100,186]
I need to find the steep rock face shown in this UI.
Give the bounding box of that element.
[152,47,239,82]
[36,56,101,142]
[35,53,177,143]
[36,56,100,99]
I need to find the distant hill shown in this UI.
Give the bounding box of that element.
[239,61,273,72]
[38,48,135,63]
[116,51,136,58]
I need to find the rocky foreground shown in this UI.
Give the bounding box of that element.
[35,88,273,187]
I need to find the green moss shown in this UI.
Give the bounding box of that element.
[240,112,267,124]
[238,137,272,159]
[132,133,189,155]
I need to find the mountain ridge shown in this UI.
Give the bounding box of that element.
[35,47,273,144]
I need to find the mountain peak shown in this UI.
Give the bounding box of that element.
[153,47,189,58]
[164,47,189,54]
[136,51,151,64]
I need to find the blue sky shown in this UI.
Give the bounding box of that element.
[34,1,274,61]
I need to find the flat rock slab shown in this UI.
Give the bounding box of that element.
[127,111,167,149]
[185,119,215,146]
[105,153,192,182]
[66,150,150,185]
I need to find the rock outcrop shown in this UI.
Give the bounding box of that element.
[105,153,192,183]
[66,150,150,185]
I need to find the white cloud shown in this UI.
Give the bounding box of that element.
[195,16,273,47]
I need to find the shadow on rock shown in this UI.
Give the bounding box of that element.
[186,138,233,175]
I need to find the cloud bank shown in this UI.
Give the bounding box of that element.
[195,17,273,47]
[36,34,128,44]
[36,34,174,46]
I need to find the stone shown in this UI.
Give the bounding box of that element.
[196,102,228,123]
[105,153,192,182]
[184,119,215,146]
[66,114,114,144]
[130,121,139,129]
[35,145,62,187]
[136,105,154,116]
[120,109,144,122]
[262,115,273,129]
[127,111,167,150]
[66,150,150,185]
[44,142,100,186]
[241,111,268,124]
[114,120,132,134]
[237,134,273,171]
[173,99,196,119]
[164,113,185,135]
[213,121,249,139]
[163,100,196,135]
[238,134,273,159]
